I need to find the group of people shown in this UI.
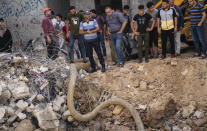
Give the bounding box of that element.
[42,0,207,73]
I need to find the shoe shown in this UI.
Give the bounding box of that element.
[145,58,149,63]
[83,59,87,63]
[150,56,154,59]
[117,63,124,67]
[160,55,166,60]
[200,54,207,59]
[171,54,175,58]
[69,60,74,63]
[138,59,142,63]
[193,53,201,58]
[101,67,106,73]
[88,68,97,73]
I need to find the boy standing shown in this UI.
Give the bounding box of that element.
[42,8,58,60]
[157,0,178,59]
[131,5,155,63]
[80,11,106,73]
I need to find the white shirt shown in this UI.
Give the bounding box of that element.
[52,18,57,27]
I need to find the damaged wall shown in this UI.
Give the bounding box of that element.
[0,0,69,51]
[0,0,47,51]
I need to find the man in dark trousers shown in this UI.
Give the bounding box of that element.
[42,8,58,60]
[131,5,155,63]
[90,9,107,58]
[67,6,87,63]
[105,6,127,67]
[0,18,12,53]
[157,0,178,59]
[79,11,106,73]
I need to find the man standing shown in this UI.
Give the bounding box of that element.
[42,8,58,60]
[122,5,132,58]
[157,0,178,59]
[67,6,87,63]
[146,2,159,58]
[105,7,127,67]
[169,0,184,56]
[131,5,155,63]
[188,0,207,58]
[80,11,106,73]
[90,9,107,57]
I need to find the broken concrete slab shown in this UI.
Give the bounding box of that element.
[0,107,6,120]
[8,80,30,100]
[14,120,35,131]
[33,105,59,130]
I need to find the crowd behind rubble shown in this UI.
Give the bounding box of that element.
[0,0,207,73]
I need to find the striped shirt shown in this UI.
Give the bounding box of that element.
[189,3,205,26]
[80,19,98,40]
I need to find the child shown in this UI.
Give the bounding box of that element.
[131,5,155,63]
[55,14,65,50]
[62,19,80,59]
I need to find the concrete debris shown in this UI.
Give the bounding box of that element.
[0,107,6,120]
[16,100,28,111]
[147,94,176,123]
[8,80,30,100]
[53,96,65,112]
[140,81,147,90]
[34,106,59,130]
[182,105,195,118]
[17,112,26,120]
[193,111,204,119]
[113,105,123,115]
[14,120,35,131]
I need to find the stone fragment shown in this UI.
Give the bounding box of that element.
[16,100,28,110]
[113,105,123,115]
[0,107,6,120]
[15,120,35,131]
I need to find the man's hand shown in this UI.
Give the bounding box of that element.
[117,31,123,34]
[158,28,161,35]
[47,37,51,44]
[174,27,177,33]
[146,28,152,32]
[87,30,92,34]
[198,22,202,26]
[133,32,140,36]
[66,33,70,38]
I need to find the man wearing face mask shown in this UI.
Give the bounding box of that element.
[42,8,59,60]
[0,18,13,53]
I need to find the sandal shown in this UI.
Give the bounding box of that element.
[200,54,206,59]
[192,53,200,58]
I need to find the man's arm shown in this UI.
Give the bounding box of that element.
[42,20,51,44]
[117,13,127,33]
[149,18,155,31]
[172,8,178,32]
[131,20,139,35]
[157,18,161,34]
[118,21,127,33]
[198,11,206,26]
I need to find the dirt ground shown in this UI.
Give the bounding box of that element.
[77,43,207,130]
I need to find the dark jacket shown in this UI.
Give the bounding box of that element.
[0,29,12,53]
[173,5,184,31]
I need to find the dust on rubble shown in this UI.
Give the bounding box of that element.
[1,52,207,131]
[79,57,207,130]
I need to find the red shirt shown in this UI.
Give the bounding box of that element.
[62,24,71,42]
[42,16,55,36]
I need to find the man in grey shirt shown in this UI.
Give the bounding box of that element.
[105,6,127,67]
[146,2,159,58]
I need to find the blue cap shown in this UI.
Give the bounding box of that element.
[84,11,90,15]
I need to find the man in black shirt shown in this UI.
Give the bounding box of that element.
[131,5,155,63]
[0,18,12,53]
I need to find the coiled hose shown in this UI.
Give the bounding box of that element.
[67,64,145,131]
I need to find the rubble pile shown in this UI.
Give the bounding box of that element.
[0,54,72,130]
[0,53,140,131]
[80,58,207,130]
